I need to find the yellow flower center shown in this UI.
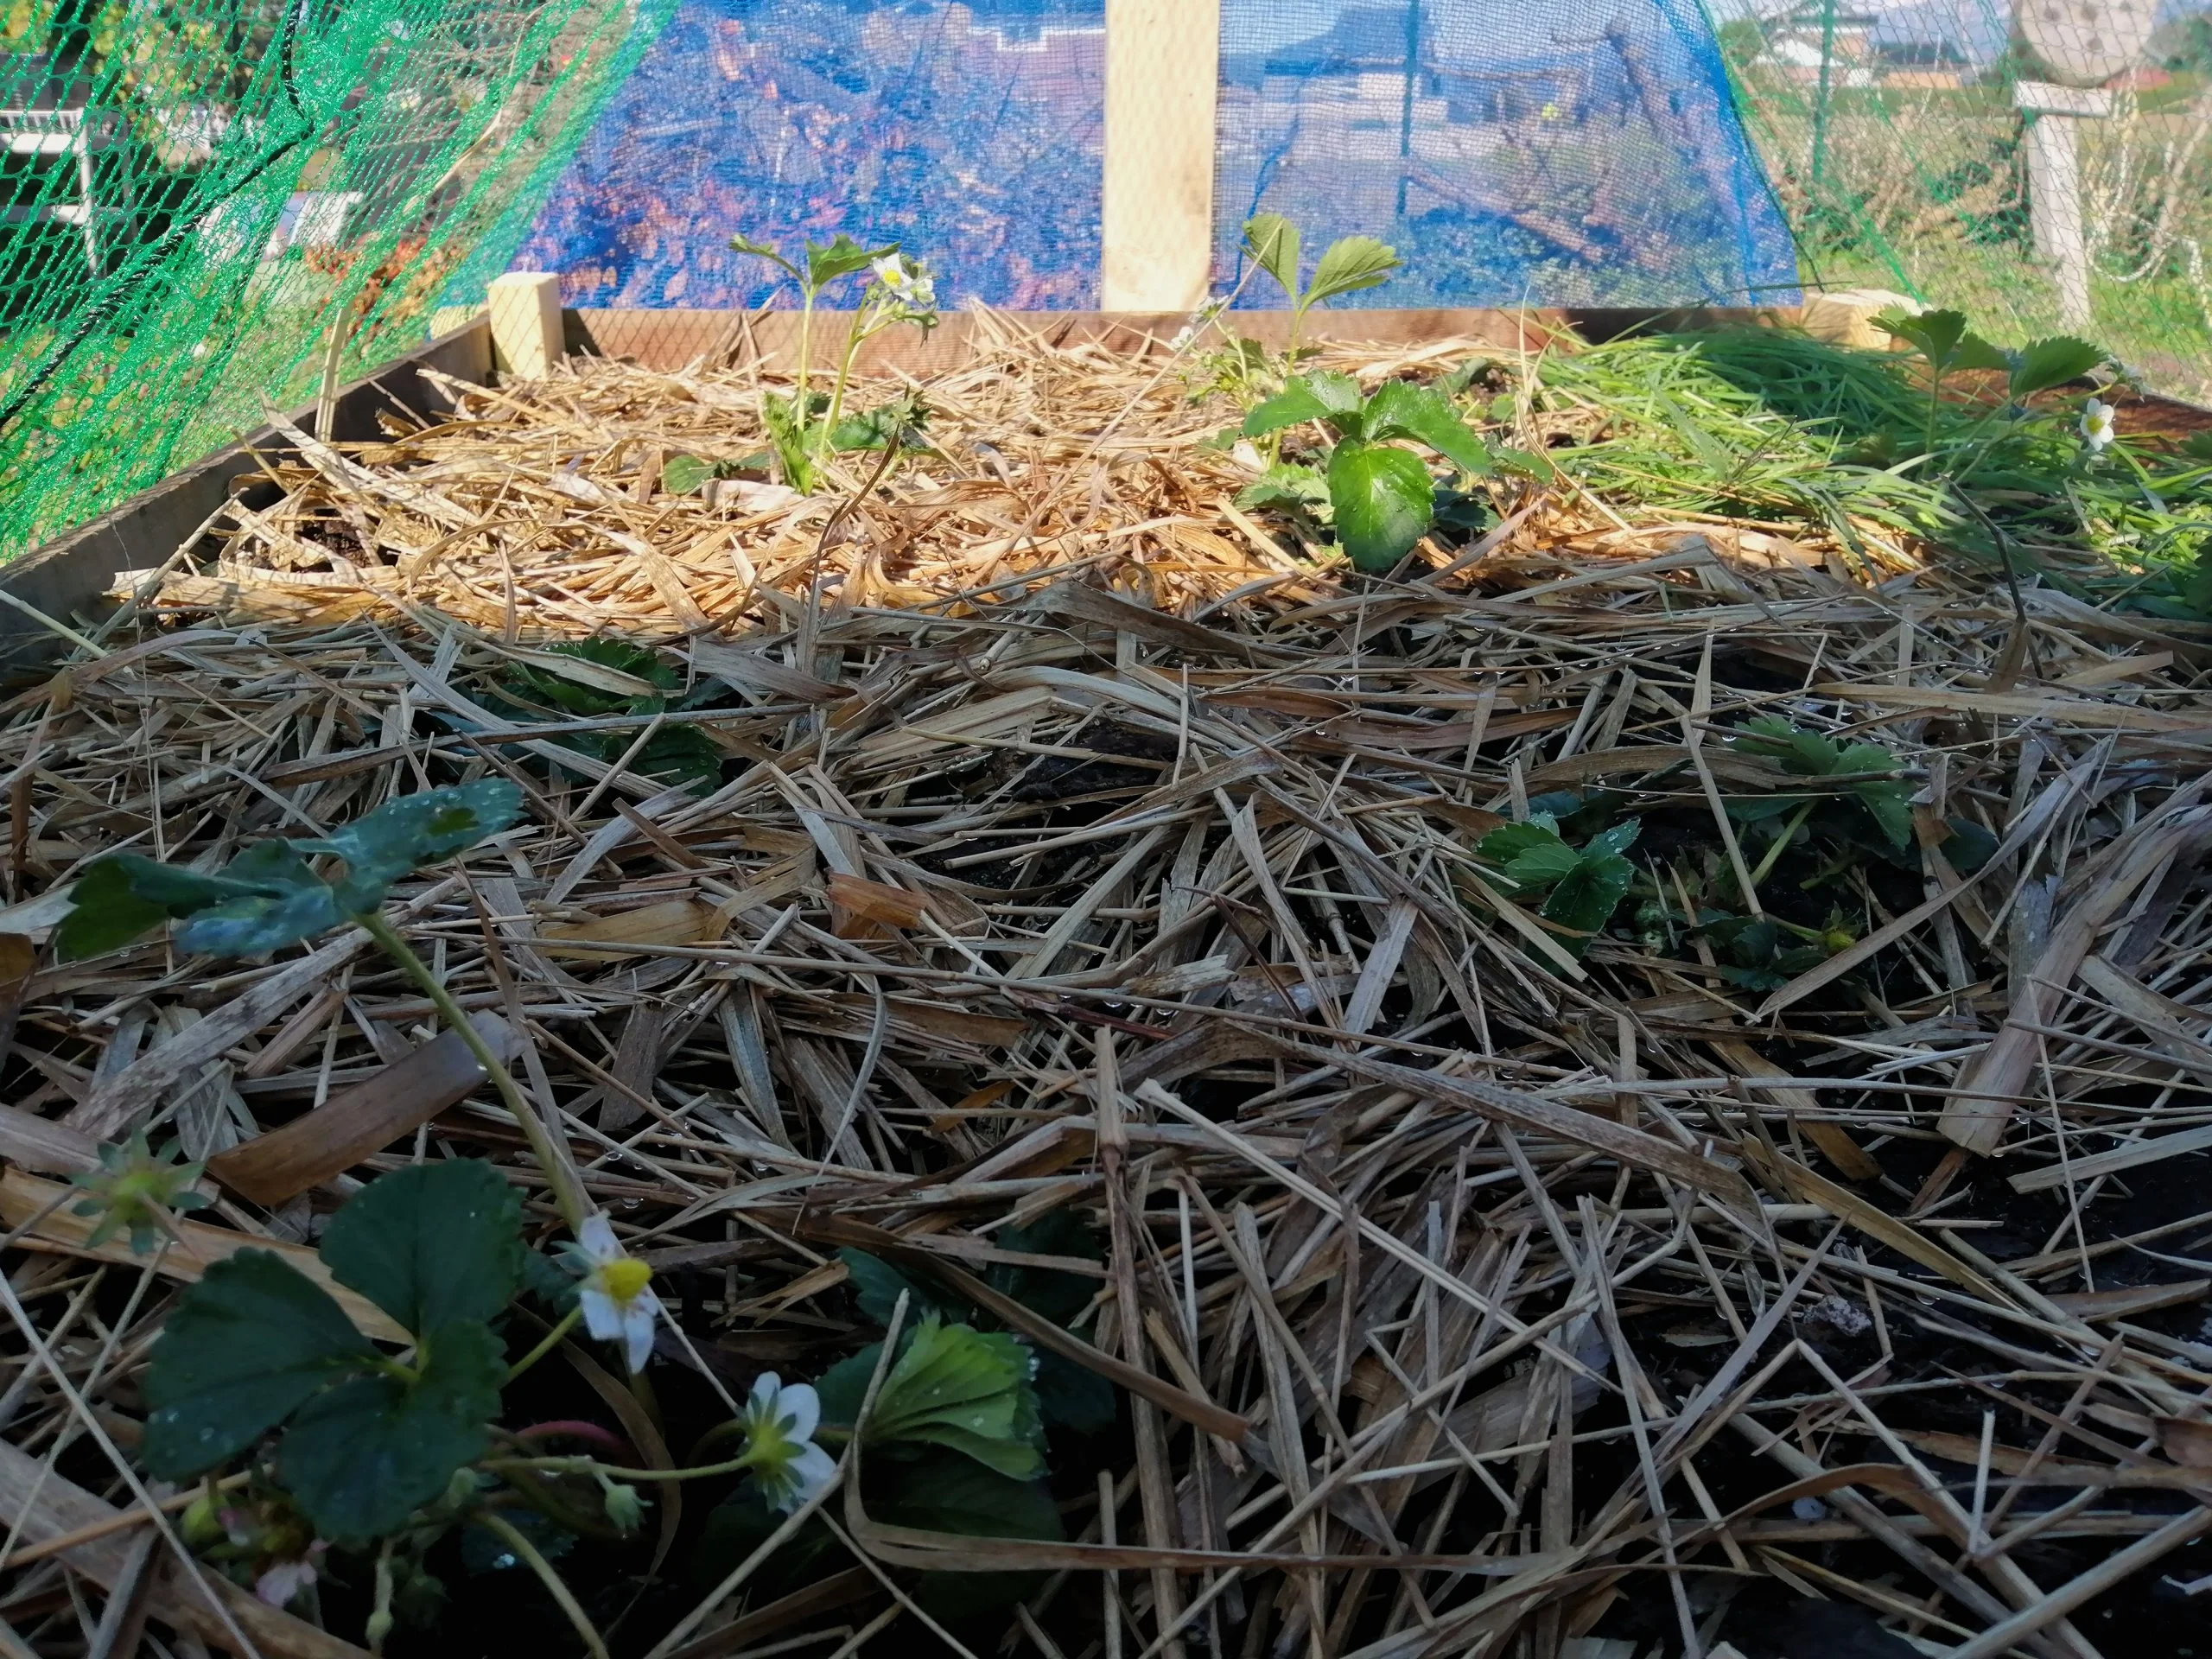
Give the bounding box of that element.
[600,1257,652,1304]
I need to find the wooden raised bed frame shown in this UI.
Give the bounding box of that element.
[5,304,2206,674]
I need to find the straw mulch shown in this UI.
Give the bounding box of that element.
[4,331,2212,1659]
[115,315,1332,630]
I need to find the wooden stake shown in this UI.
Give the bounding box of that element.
[487,271,565,379]
[1101,0,1220,312]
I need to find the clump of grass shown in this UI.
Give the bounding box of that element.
[1521,326,2212,602]
[1529,329,1961,550]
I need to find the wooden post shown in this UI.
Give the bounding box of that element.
[486,272,565,378]
[1101,0,1220,314]
[2014,82,2108,334]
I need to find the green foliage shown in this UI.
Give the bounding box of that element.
[314,785,525,912]
[828,390,930,453]
[874,1449,1063,1616]
[728,232,893,296]
[1306,236,1402,308]
[52,860,225,962]
[1240,372,1494,571]
[1243,369,1363,436]
[661,454,762,497]
[1234,462,1332,523]
[2125,551,2212,621]
[690,1488,837,1599]
[319,1160,525,1337]
[143,1251,379,1479]
[817,1317,1046,1480]
[868,1319,1045,1478]
[1724,716,1914,849]
[2007,336,2107,399]
[57,780,522,961]
[1872,308,2008,378]
[760,390,823,493]
[505,639,672,713]
[729,232,938,493]
[1536,326,2212,599]
[1874,307,2111,469]
[1328,442,1436,572]
[803,233,896,292]
[874,1447,1062,1548]
[1241,215,1401,348]
[1475,816,1642,948]
[1940,816,1999,874]
[840,1249,961,1329]
[984,1211,1103,1328]
[1695,912,1840,992]
[67,1130,210,1251]
[501,640,722,785]
[1524,789,1631,841]
[520,1249,582,1311]
[1242,214,1301,304]
[1183,336,1278,405]
[281,1323,505,1540]
[1365,379,1493,475]
[141,1161,522,1542]
[836,1208,1114,1434]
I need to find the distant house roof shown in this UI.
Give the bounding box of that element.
[1259,4,1422,76]
[1872,36,1969,67]
[1775,4,1883,30]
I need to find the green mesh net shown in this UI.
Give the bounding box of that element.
[0,0,666,557]
[1719,0,2212,402]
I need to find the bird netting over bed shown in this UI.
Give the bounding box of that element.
[0,0,664,557]
[10,0,2212,568]
[509,0,1801,315]
[1720,0,2212,404]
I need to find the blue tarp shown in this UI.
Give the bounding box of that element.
[512,0,1799,311]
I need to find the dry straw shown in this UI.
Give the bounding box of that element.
[2,318,2210,1657]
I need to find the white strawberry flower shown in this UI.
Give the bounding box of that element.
[569,1213,658,1372]
[872,254,934,313]
[1170,295,1228,352]
[739,1371,836,1513]
[254,1546,323,1609]
[2082,397,2116,453]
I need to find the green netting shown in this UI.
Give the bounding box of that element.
[1717,0,2212,402]
[0,0,668,556]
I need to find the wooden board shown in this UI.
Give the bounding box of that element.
[1101,0,1221,312]
[561,305,1768,373]
[0,318,493,674]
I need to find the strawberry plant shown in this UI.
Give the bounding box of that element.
[108,1149,1057,1645]
[1240,213,1400,361]
[144,1160,523,1541]
[1872,307,2110,482]
[1475,814,1643,951]
[496,639,723,785]
[1239,370,1495,570]
[1722,716,1914,853]
[728,234,938,492]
